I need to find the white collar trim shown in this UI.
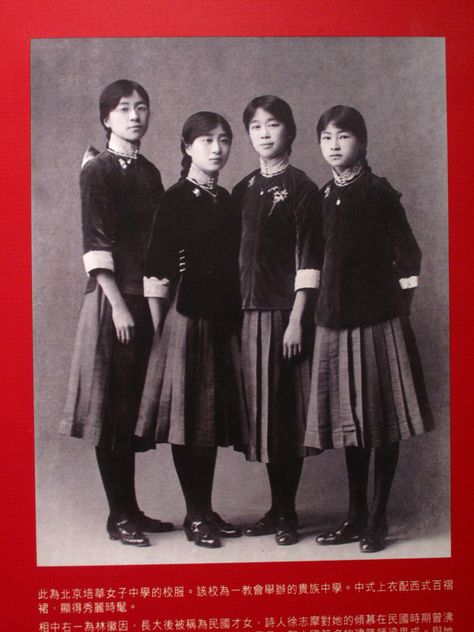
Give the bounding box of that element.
[260,155,290,177]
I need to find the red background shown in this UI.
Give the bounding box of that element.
[0,0,471,628]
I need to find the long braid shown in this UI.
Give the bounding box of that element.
[180,153,192,179]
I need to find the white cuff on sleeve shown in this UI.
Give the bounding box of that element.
[83,250,114,275]
[295,269,320,291]
[399,276,419,289]
[144,276,170,299]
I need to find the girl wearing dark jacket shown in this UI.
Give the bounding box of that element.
[60,80,173,547]
[305,105,434,552]
[136,112,246,549]
[233,96,320,545]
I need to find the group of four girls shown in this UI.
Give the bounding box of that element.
[60,79,433,555]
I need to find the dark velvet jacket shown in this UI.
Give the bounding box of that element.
[145,178,242,323]
[315,170,422,329]
[81,150,164,295]
[232,166,320,310]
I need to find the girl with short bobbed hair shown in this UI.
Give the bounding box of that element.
[233,95,321,546]
[243,95,297,153]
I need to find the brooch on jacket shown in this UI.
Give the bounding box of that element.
[192,188,201,197]
[268,186,288,215]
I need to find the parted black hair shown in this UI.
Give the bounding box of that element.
[242,95,296,155]
[99,79,150,138]
[316,105,369,168]
[180,111,233,178]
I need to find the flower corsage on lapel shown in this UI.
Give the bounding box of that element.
[267,185,289,215]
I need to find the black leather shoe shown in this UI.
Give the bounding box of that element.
[316,521,362,545]
[359,524,388,553]
[183,518,221,548]
[133,511,174,533]
[244,512,276,537]
[107,519,150,547]
[275,516,299,546]
[204,511,242,538]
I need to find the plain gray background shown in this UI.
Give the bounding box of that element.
[32,37,449,566]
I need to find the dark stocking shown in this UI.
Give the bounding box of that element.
[345,446,371,525]
[172,445,217,521]
[367,441,400,527]
[121,448,140,516]
[266,457,303,518]
[95,446,139,521]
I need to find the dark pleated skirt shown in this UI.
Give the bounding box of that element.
[59,286,154,451]
[240,309,319,463]
[304,317,434,450]
[135,302,248,448]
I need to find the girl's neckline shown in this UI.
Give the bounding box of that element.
[187,163,218,187]
[332,163,365,187]
[107,145,139,170]
[107,138,140,160]
[187,163,218,198]
[260,155,290,178]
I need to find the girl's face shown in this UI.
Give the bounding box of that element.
[104,90,150,145]
[248,107,289,161]
[185,125,231,175]
[319,122,362,172]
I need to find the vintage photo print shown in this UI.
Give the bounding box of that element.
[32,37,449,566]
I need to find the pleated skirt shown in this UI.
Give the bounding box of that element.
[304,317,434,450]
[59,286,155,451]
[240,309,319,463]
[135,303,248,448]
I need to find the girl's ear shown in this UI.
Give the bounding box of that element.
[184,144,192,157]
[103,116,111,130]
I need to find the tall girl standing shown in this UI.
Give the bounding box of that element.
[60,80,173,547]
[136,112,245,549]
[305,105,434,552]
[232,96,320,546]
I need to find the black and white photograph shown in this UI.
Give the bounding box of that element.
[32,37,449,566]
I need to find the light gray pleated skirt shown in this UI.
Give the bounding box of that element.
[241,309,320,463]
[136,303,247,449]
[304,317,434,450]
[59,286,154,452]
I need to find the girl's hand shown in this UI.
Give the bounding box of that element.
[112,304,135,344]
[94,270,134,344]
[283,320,303,360]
